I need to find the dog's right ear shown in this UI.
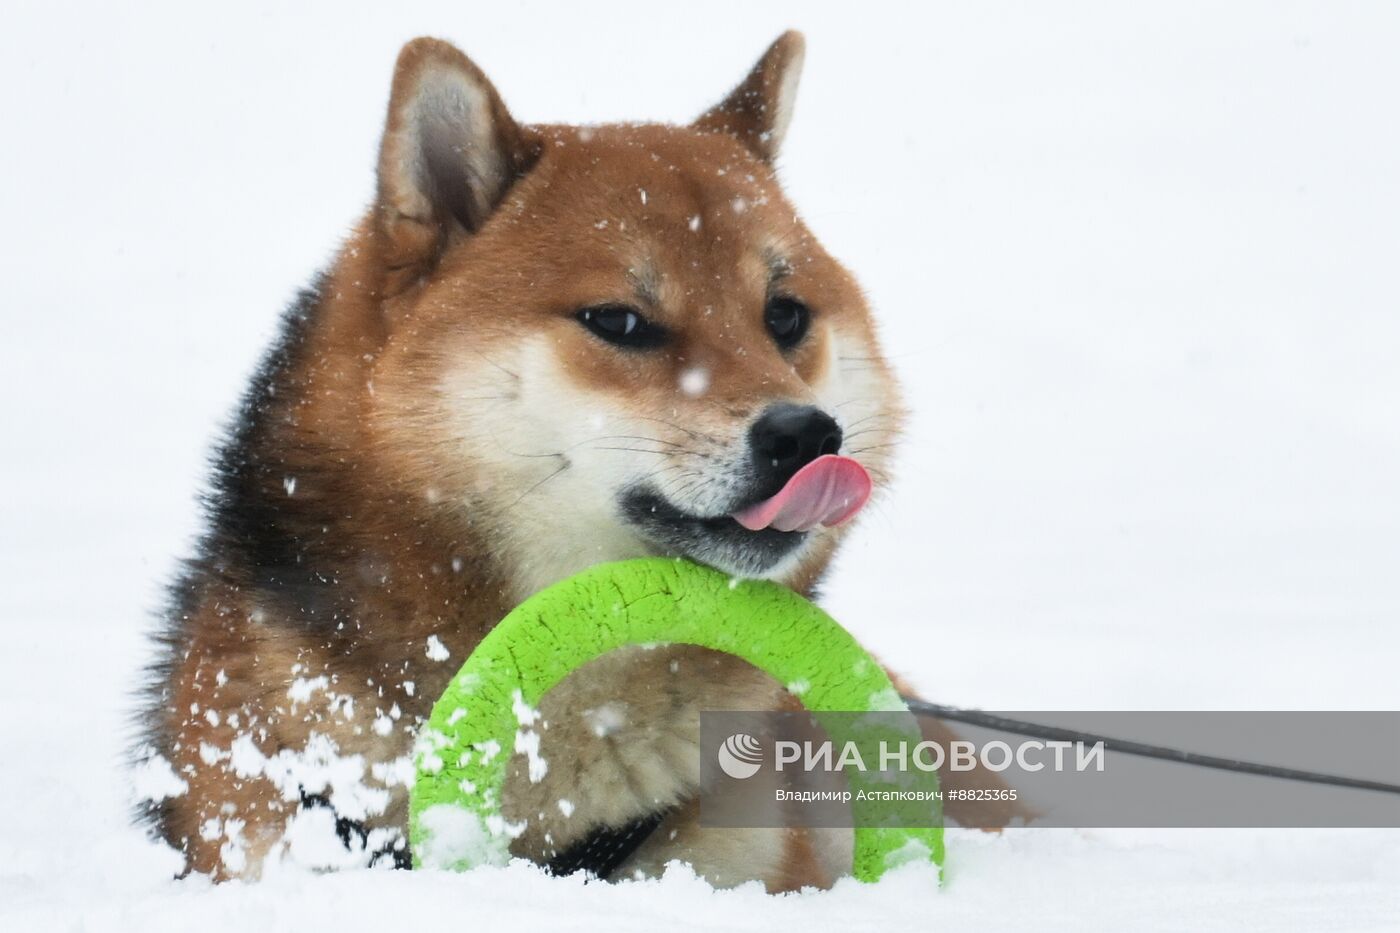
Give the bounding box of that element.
[374,38,535,289]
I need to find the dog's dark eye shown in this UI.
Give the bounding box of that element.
[576,305,669,349]
[765,296,811,350]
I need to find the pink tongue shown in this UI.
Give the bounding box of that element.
[732,455,873,533]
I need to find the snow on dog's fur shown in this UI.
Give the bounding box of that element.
[133,32,949,888]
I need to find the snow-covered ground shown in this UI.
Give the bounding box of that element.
[2,1,1398,929]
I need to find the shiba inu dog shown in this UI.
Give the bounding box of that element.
[135,31,1001,890]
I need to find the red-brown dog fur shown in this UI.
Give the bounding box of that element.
[136,32,1016,888]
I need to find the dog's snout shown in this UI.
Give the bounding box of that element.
[749,404,843,488]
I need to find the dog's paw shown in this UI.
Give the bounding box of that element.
[501,644,786,864]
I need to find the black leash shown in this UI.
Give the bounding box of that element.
[904,699,1400,797]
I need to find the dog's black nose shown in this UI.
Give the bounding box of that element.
[749,404,843,490]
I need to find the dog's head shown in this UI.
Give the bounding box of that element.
[365,34,903,597]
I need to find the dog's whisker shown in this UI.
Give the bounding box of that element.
[583,440,711,459]
[841,409,899,426]
[589,434,691,449]
[470,348,521,381]
[589,446,673,456]
[505,448,569,459]
[656,470,707,501]
[847,442,900,455]
[629,415,723,444]
[864,462,892,477]
[842,419,899,436]
[565,432,690,447]
[842,428,894,444]
[834,397,890,411]
[504,458,571,509]
[631,462,690,487]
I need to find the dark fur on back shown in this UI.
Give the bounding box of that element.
[131,280,326,838]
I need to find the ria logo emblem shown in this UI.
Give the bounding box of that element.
[718,733,764,779]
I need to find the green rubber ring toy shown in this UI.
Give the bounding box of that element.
[409,557,943,883]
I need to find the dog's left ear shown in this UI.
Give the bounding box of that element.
[693,31,805,163]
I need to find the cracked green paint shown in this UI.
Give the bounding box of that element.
[409,557,943,882]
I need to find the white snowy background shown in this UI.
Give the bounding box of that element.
[2,1,1398,930]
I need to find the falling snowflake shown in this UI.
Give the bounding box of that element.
[679,367,710,397]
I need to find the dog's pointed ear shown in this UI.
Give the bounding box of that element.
[693,31,805,163]
[375,38,536,280]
